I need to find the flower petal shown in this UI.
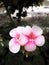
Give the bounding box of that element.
[35,35,45,46]
[19,34,28,46]
[16,26,25,33]
[32,25,43,36]
[24,40,36,52]
[9,26,25,37]
[9,28,18,37]
[9,38,20,53]
[23,26,32,35]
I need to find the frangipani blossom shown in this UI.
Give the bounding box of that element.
[24,25,45,52]
[9,26,29,53]
[9,25,45,53]
[9,34,28,53]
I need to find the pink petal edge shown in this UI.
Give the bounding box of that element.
[32,25,43,36]
[24,41,36,52]
[9,38,20,53]
[35,35,45,46]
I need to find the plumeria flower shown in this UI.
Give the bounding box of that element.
[9,25,45,53]
[9,26,28,53]
[24,25,45,52]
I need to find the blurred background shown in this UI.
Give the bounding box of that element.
[0,0,49,65]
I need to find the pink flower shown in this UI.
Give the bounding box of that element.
[9,26,28,53]
[24,25,45,52]
[9,25,45,53]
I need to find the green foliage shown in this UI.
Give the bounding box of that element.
[0,15,49,65]
[32,55,45,65]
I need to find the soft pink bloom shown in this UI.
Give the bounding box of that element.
[9,25,45,53]
[9,26,28,53]
[24,25,45,52]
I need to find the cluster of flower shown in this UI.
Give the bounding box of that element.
[9,25,45,53]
